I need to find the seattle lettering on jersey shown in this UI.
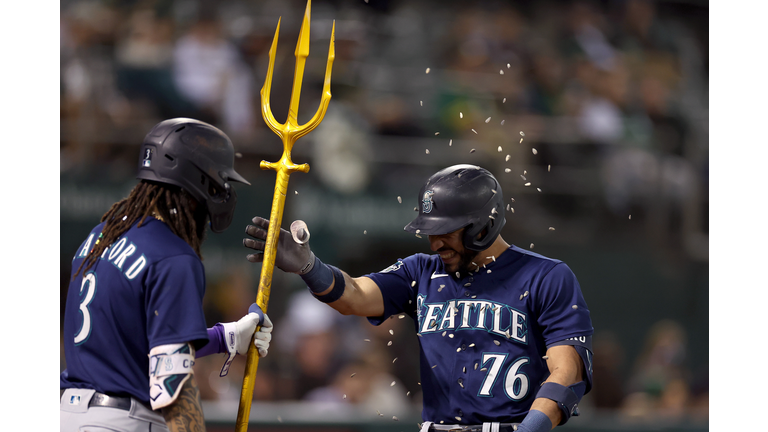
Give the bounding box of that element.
[74,233,147,281]
[416,294,528,344]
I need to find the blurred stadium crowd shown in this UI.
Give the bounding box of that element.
[60,0,708,426]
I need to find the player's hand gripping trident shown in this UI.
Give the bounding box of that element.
[236,1,334,430]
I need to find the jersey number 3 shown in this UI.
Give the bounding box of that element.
[478,353,530,400]
[74,273,97,345]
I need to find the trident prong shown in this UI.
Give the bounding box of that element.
[236,1,334,431]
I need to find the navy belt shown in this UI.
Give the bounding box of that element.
[89,392,132,411]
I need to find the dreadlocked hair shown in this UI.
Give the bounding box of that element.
[72,180,208,280]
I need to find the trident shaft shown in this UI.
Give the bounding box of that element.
[236,1,334,430]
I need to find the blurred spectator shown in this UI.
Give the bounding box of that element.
[273,290,356,400]
[173,11,256,135]
[621,319,692,422]
[114,6,200,120]
[588,331,626,410]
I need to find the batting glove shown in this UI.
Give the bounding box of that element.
[219,303,273,377]
[244,216,315,274]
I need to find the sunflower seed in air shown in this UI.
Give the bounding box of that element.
[524,182,531,186]
[407,391,411,396]
[470,148,476,153]
[438,285,445,292]
[399,314,405,319]
[426,149,430,154]
[499,70,504,75]
[391,381,396,387]
[493,340,501,346]
[501,120,505,125]
[548,165,551,172]
[388,341,393,346]
[520,131,525,136]
[411,281,416,287]
[480,368,488,372]
[456,347,461,352]
[389,329,394,335]
[503,97,507,103]
[435,132,440,136]
[469,343,475,348]
[343,394,347,399]
[456,417,462,421]
[521,174,527,181]
[364,339,370,342]
[449,139,453,146]
[420,101,423,106]
[460,112,463,118]
[449,334,454,338]
[530,243,534,249]
[456,272,461,278]
[537,188,542,192]
[471,129,477,134]
[542,356,549,360]
[442,331,447,337]
[510,207,514,213]
[432,365,438,368]
[532,148,537,155]
[572,305,579,309]
[487,269,492,274]
[426,68,431,74]
[474,362,478,370]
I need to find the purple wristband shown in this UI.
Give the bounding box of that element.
[197,324,227,357]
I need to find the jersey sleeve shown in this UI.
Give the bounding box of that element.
[145,254,209,351]
[534,263,594,347]
[364,256,421,326]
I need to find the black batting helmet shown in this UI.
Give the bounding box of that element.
[404,164,505,251]
[137,118,250,233]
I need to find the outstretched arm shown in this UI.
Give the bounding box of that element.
[313,272,384,317]
[244,217,384,317]
[161,374,206,432]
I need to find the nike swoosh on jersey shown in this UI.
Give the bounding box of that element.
[431,272,449,279]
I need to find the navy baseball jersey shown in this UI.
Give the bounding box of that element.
[366,245,593,424]
[60,218,209,405]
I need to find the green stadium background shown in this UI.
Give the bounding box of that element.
[60,0,709,430]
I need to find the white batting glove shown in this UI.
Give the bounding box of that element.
[219,304,273,376]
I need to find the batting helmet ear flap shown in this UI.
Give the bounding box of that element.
[463,215,505,251]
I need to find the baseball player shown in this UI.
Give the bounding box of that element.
[61,118,274,432]
[244,164,593,432]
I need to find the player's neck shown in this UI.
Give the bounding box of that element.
[472,236,510,269]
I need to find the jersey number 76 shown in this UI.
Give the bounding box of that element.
[478,353,530,400]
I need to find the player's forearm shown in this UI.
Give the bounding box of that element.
[530,345,585,428]
[314,271,384,317]
[161,374,207,432]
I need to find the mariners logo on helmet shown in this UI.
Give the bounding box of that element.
[404,164,506,251]
[423,190,435,214]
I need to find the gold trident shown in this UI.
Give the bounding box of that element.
[236,1,334,430]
